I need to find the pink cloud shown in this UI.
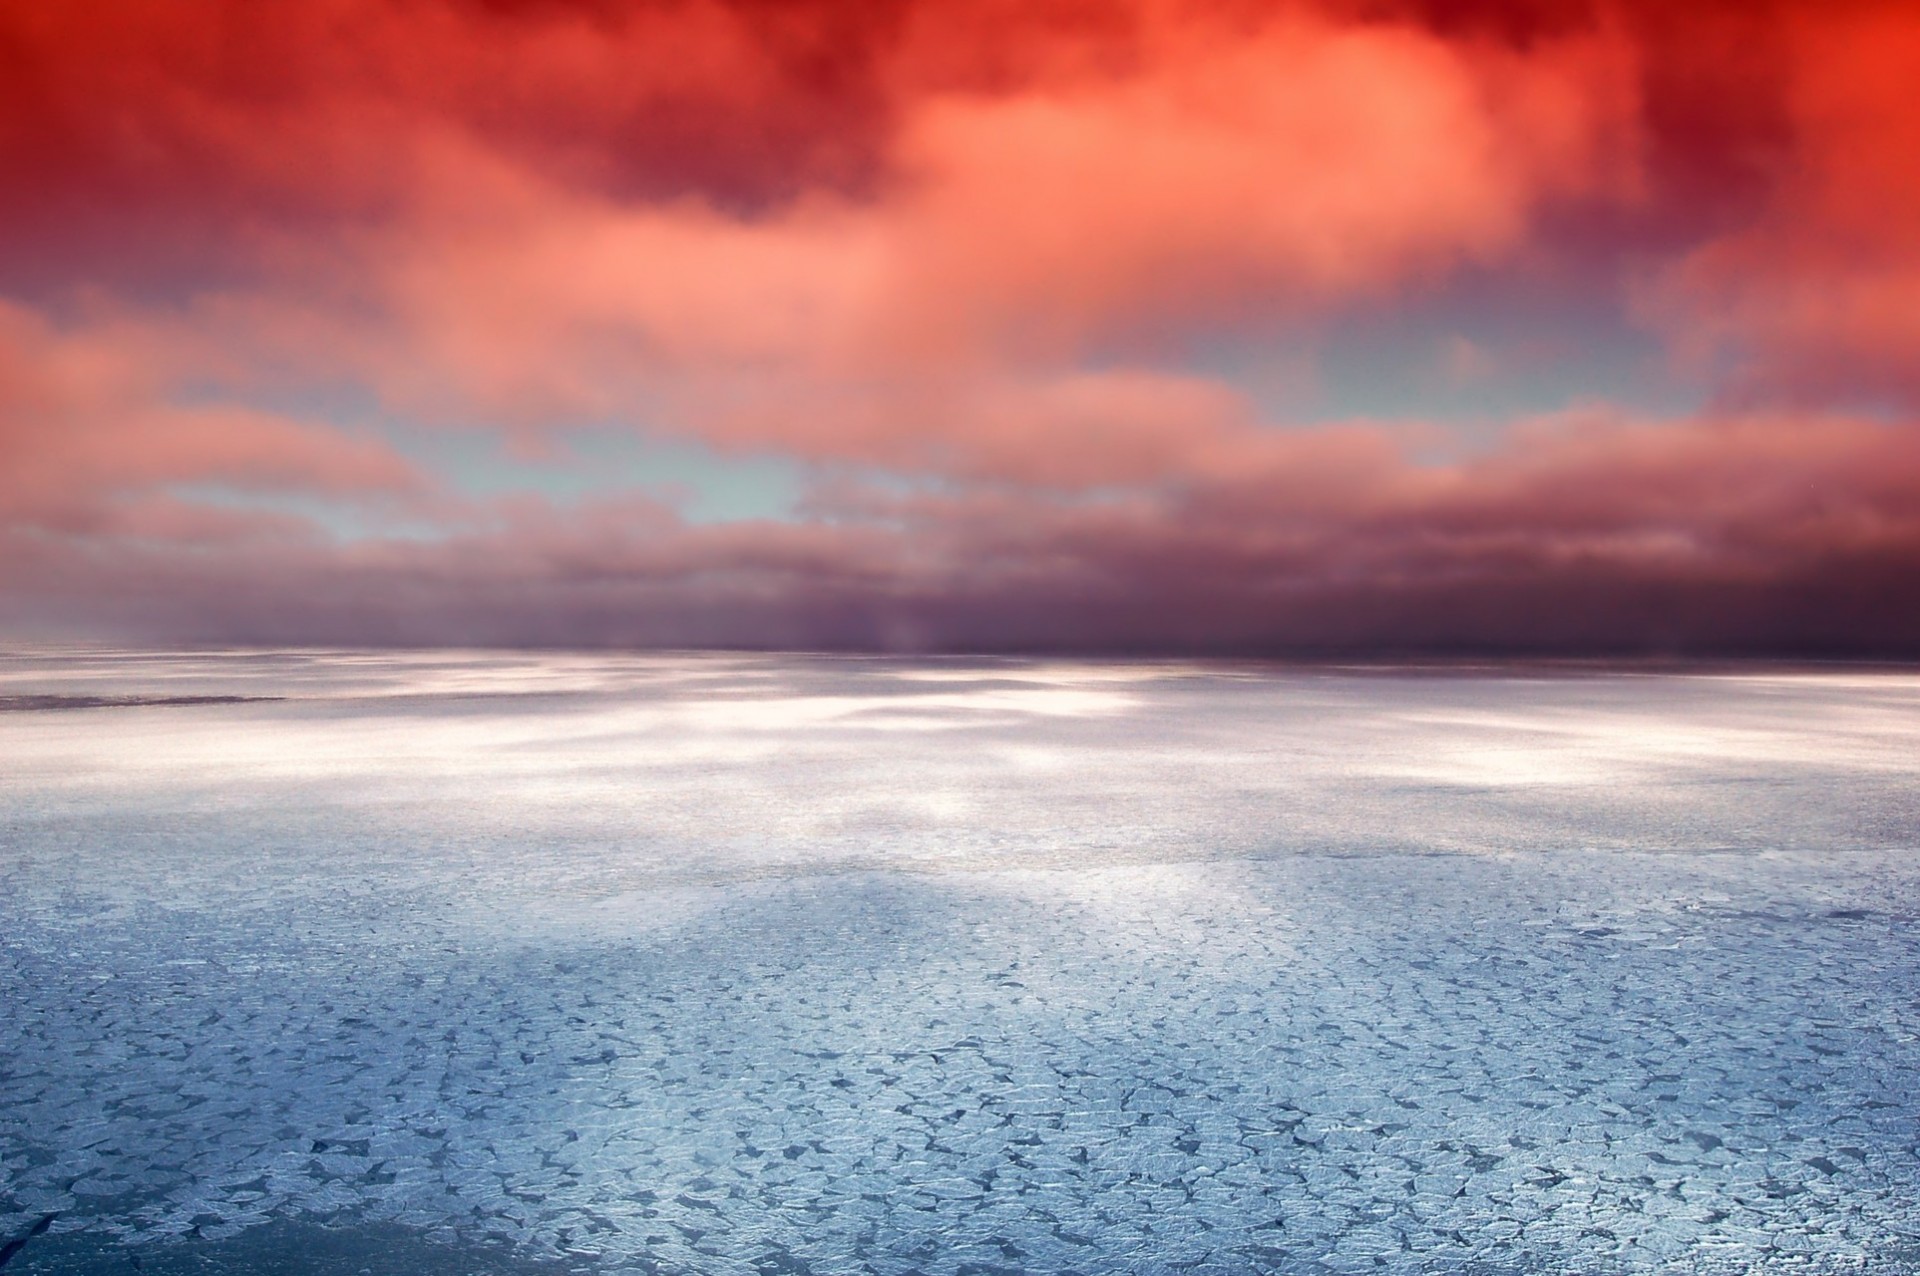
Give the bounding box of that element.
[0,303,428,536]
[9,410,1916,654]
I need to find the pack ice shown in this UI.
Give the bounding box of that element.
[3,651,1919,1274]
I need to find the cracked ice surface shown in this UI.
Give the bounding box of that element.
[3,652,1920,1274]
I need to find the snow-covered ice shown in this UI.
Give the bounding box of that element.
[3,651,1919,1273]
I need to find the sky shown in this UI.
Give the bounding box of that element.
[1,0,1917,654]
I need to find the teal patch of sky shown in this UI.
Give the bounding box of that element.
[162,484,436,544]
[1178,270,1707,443]
[159,380,803,536]
[167,424,802,543]
[391,423,801,524]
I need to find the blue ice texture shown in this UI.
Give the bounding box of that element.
[3,651,1919,1274]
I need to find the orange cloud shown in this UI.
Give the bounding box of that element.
[142,8,1636,472]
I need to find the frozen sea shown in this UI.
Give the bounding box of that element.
[3,651,1919,1276]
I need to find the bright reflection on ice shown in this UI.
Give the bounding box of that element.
[3,651,1920,1274]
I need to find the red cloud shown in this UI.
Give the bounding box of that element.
[1647,4,1920,408]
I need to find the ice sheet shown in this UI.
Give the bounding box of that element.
[3,652,1918,1274]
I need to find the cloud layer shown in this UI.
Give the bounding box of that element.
[3,0,1916,653]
